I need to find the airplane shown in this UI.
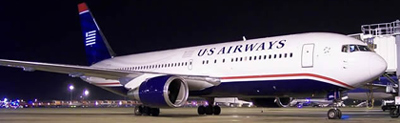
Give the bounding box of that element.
[0,2,387,119]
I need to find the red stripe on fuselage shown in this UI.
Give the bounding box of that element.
[220,73,354,89]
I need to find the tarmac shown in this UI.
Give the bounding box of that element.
[0,107,398,123]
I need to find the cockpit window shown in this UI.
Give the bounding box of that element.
[349,45,357,52]
[342,45,348,52]
[357,45,371,51]
[341,44,371,53]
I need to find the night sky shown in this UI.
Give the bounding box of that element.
[0,0,398,101]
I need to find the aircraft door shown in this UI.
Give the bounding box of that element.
[302,44,314,68]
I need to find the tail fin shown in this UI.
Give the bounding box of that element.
[78,3,116,65]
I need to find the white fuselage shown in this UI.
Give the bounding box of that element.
[84,32,387,98]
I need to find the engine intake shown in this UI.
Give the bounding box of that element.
[130,75,189,108]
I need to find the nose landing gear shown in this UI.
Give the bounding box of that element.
[327,90,343,120]
[327,108,342,119]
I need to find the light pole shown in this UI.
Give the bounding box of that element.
[69,85,74,103]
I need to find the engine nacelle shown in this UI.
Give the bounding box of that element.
[130,75,189,108]
[251,97,292,108]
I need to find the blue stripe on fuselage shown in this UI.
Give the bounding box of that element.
[190,79,346,97]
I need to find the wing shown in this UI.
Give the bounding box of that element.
[0,59,140,80]
[0,59,221,90]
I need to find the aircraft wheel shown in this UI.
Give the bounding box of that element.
[213,106,221,115]
[327,109,341,119]
[382,106,387,112]
[390,107,400,118]
[143,106,152,116]
[134,105,143,116]
[205,105,213,115]
[151,108,160,116]
[337,109,342,119]
[197,105,205,115]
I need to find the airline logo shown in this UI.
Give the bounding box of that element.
[85,30,96,46]
[198,40,286,57]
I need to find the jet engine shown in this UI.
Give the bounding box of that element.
[251,97,292,107]
[130,75,189,108]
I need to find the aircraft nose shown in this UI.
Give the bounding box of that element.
[368,54,387,78]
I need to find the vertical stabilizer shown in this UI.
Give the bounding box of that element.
[78,3,116,65]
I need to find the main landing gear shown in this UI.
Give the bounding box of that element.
[134,105,160,116]
[197,98,221,115]
[197,105,221,115]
